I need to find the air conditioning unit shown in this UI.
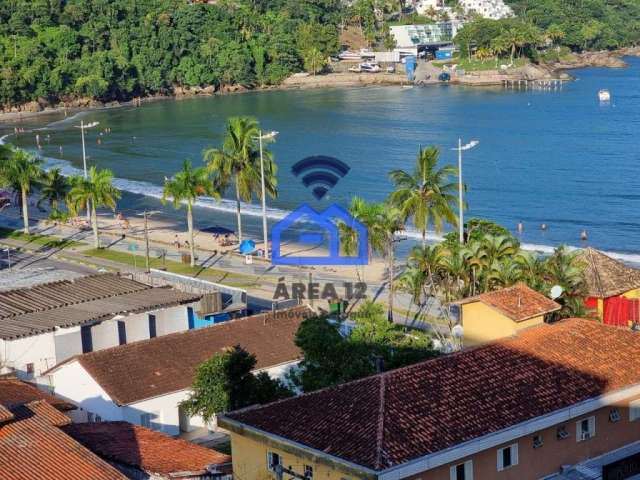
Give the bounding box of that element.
[533,435,543,449]
[557,427,569,440]
[609,408,621,423]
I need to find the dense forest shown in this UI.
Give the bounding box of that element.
[0,0,342,107]
[505,0,640,50]
[1,0,640,108]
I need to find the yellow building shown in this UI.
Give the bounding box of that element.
[580,247,640,326]
[218,319,640,480]
[453,282,561,347]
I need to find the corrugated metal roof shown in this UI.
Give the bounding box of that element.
[0,274,202,340]
[0,274,150,319]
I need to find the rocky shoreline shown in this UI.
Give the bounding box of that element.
[2,47,639,124]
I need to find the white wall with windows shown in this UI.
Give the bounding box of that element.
[44,356,300,438]
[0,332,57,379]
[1,303,196,380]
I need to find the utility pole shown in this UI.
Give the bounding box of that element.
[458,137,464,244]
[144,209,150,272]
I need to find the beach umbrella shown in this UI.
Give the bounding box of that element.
[239,239,256,255]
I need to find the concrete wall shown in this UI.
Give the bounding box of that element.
[460,301,544,347]
[0,332,57,378]
[156,305,191,336]
[54,326,83,363]
[229,433,355,480]
[48,360,124,422]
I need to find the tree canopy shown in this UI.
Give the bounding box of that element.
[291,302,435,392]
[0,0,341,107]
[181,345,292,422]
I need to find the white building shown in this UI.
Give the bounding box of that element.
[390,22,462,56]
[415,0,512,19]
[43,306,312,438]
[0,274,204,379]
[459,0,513,19]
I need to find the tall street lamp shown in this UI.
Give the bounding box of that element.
[257,130,278,260]
[74,120,100,221]
[452,139,479,244]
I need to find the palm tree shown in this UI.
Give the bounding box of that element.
[397,266,427,320]
[337,197,386,285]
[461,239,489,295]
[38,168,70,218]
[389,146,458,246]
[67,167,120,249]
[303,47,326,76]
[543,246,587,319]
[162,160,218,267]
[203,117,277,243]
[376,205,404,322]
[0,148,43,234]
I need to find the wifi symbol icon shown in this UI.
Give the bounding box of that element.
[291,156,351,200]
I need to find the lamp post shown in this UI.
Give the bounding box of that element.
[452,139,479,244]
[137,210,161,272]
[74,120,100,221]
[257,130,278,260]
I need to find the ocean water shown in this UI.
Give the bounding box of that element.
[2,58,640,261]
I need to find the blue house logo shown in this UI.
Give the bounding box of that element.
[272,204,368,266]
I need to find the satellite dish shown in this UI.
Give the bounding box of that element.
[452,324,464,339]
[550,285,563,300]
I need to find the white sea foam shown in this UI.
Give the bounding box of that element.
[4,142,640,266]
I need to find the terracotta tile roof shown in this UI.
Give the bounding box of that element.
[579,248,640,298]
[0,274,201,340]
[0,417,127,480]
[9,400,72,427]
[63,421,231,476]
[223,319,640,471]
[0,405,13,423]
[0,378,74,411]
[456,282,560,321]
[53,306,312,405]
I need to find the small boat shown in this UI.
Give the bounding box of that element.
[598,89,611,102]
[360,62,381,73]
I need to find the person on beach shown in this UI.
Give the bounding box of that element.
[59,146,63,156]
[517,222,524,234]
[173,235,181,249]
[581,230,588,241]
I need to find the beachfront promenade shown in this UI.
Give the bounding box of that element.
[0,205,444,330]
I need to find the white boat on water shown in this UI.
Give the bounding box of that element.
[599,89,611,102]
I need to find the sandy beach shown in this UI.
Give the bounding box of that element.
[0,199,391,285]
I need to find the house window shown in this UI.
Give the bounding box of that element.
[533,435,543,449]
[609,408,621,423]
[267,452,282,472]
[81,325,93,353]
[304,465,313,478]
[450,460,473,480]
[187,307,195,330]
[26,363,34,375]
[557,425,570,440]
[630,400,640,422]
[148,314,157,338]
[117,320,127,345]
[576,416,596,442]
[497,444,518,471]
